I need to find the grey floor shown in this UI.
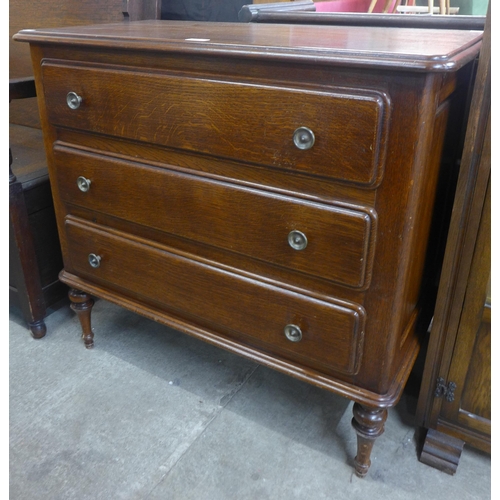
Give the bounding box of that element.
[10,297,491,500]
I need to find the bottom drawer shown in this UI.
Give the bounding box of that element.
[64,217,365,376]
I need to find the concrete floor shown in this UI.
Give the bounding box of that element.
[10,298,491,500]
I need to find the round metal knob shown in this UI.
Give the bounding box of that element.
[88,253,101,268]
[284,324,302,342]
[293,127,315,150]
[288,230,308,251]
[66,91,82,110]
[77,176,91,192]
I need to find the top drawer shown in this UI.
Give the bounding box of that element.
[41,62,390,187]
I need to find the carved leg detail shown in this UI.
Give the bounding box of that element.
[69,288,95,349]
[351,403,388,478]
[28,319,47,339]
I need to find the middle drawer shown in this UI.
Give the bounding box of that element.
[54,145,376,289]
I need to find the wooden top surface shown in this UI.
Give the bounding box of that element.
[14,20,482,72]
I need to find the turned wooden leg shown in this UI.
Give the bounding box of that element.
[351,403,388,478]
[69,288,95,348]
[28,319,47,339]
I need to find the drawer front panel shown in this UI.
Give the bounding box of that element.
[65,218,365,375]
[55,146,376,288]
[42,62,389,186]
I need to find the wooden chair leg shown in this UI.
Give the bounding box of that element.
[351,403,388,477]
[69,288,95,348]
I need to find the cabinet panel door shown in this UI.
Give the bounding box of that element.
[439,175,491,447]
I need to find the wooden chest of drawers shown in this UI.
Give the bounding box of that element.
[15,21,482,477]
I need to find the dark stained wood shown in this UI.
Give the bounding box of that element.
[416,4,491,472]
[459,301,491,420]
[68,288,95,348]
[14,21,482,72]
[352,404,388,478]
[53,146,377,289]
[9,88,67,338]
[42,64,389,187]
[10,166,47,339]
[419,428,465,475]
[9,77,36,100]
[65,216,366,374]
[16,20,482,476]
[9,125,48,186]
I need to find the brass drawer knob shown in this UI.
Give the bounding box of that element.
[284,324,302,342]
[293,127,315,150]
[288,230,308,251]
[88,253,101,268]
[77,176,91,192]
[66,91,83,110]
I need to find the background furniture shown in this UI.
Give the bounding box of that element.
[239,1,485,27]
[415,4,490,474]
[9,0,160,337]
[9,77,65,338]
[161,0,248,21]
[238,0,316,21]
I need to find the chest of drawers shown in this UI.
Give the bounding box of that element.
[15,21,482,477]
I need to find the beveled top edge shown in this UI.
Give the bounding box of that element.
[14,20,483,72]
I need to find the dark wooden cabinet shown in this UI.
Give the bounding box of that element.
[416,9,491,474]
[15,21,482,477]
[9,122,67,338]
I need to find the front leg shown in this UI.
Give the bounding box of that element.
[351,403,388,477]
[68,288,95,348]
